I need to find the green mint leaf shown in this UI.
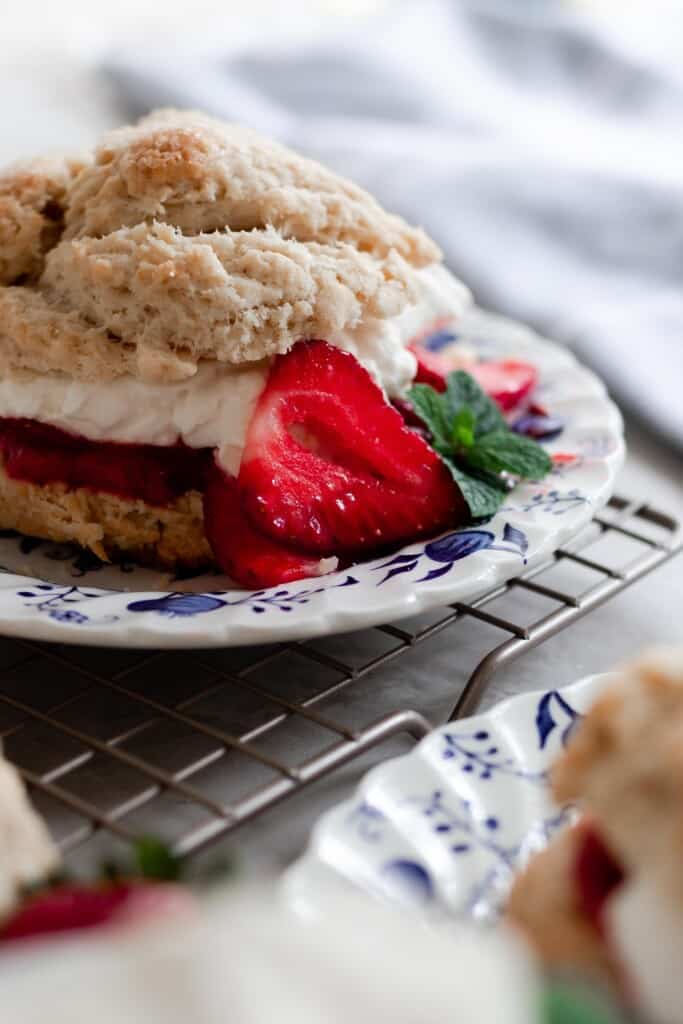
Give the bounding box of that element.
[466,431,553,479]
[443,460,505,519]
[407,371,553,523]
[445,370,506,438]
[407,383,453,454]
[451,406,475,451]
[135,837,182,882]
[541,982,626,1024]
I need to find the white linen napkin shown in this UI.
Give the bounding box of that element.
[107,0,683,452]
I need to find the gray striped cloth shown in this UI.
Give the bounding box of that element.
[107,0,683,452]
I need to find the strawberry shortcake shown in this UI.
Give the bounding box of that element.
[0,110,550,587]
[508,649,683,1024]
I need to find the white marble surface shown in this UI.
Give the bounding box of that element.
[2,42,681,871]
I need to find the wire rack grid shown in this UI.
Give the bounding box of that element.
[0,492,679,869]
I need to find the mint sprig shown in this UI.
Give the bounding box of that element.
[408,370,553,519]
[541,981,627,1024]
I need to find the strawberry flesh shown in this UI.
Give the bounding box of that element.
[410,344,538,413]
[467,360,538,411]
[573,824,625,936]
[0,418,210,506]
[239,340,465,556]
[409,342,449,392]
[203,463,337,587]
[0,884,136,943]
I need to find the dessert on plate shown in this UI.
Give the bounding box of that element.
[0,110,552,587]
[508,648,683,1024]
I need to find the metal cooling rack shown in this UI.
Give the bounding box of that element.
[0,493,679,868]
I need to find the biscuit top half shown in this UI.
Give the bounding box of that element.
[0,109,441,384]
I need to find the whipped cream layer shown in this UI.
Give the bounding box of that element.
[0,264,470,476]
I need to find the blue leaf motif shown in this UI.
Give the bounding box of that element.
[380,860,434,905]
[536,693,556,749]
[377,561,419,585]
[424,530,495,563]
[337,574,359,587]
[416,563,453,583]
[535,691,580,750]
[377,553,422,568]
[502,523,528,556]
[127,594,227,617]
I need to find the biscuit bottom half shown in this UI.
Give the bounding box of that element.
[0,462,213,571]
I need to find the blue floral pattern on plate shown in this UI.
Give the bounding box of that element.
[0,308,624,647]
[285,673,610,920]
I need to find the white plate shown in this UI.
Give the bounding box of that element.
[0,309,623,648]
[284,672,611,920]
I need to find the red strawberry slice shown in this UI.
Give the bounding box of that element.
[0,884,136,943]
[203,463,338,587]
[409,342,449,392]
[573,823,625,936]
[468,360,538,411]
[409,345,538,412]
[0,882,190,945]
[239,340,465,556]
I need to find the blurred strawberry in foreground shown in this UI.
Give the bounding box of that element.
[0,883,189,943]
[0,838,202,945]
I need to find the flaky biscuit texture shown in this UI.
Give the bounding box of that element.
[0,156,85,285]
[0,463,211,570]
[0,109,440,382]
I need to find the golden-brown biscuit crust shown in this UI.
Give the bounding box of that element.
[0,109,442,383]
[63,109,439,264]
[41,222,414,372]
[0,156,86,285]
[0,463,212,570]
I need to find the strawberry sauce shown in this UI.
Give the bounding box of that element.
[574,824,625,935]
[0,419,211,507]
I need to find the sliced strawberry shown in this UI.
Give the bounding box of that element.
[0,882,191,945]
[573,823,625,936]
[0,884,135,943]
[409,346,538,413]
[408,342,449,392]
[239,340,465,556]
[203,463,338,587]
[467,360,538,411]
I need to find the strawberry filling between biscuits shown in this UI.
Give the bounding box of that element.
[0,419,212,507]
[0,340,547,587]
